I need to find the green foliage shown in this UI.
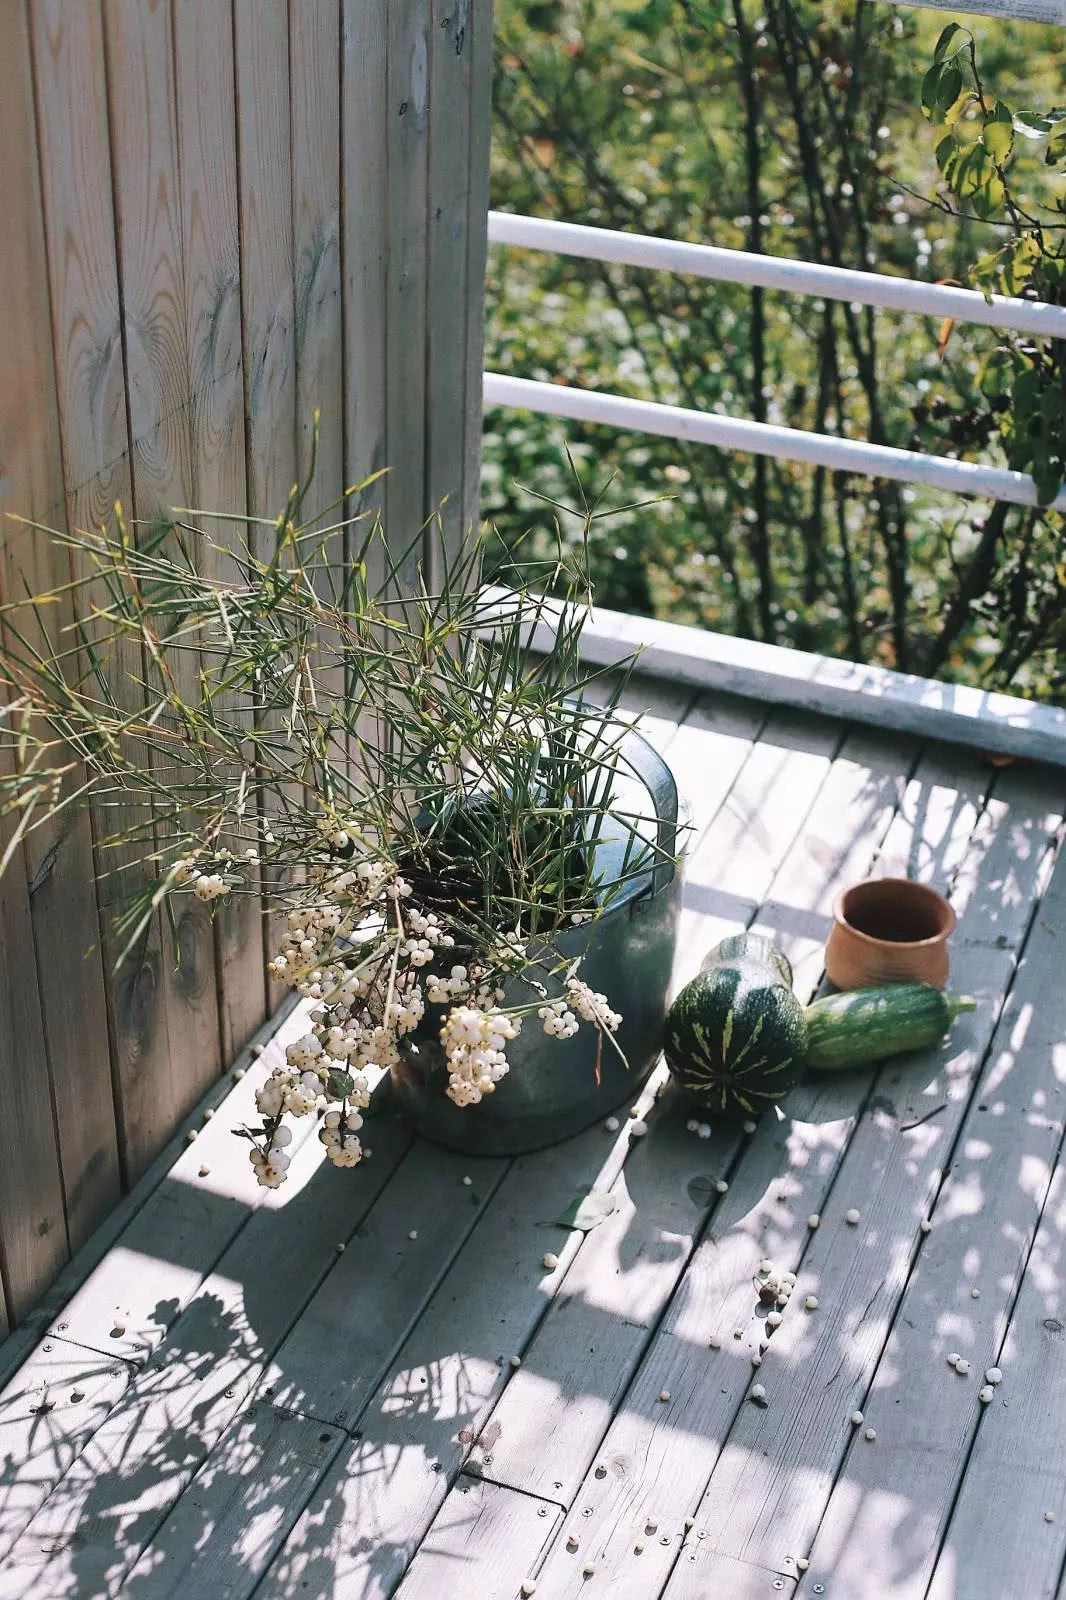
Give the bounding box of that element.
[485,0,1066,701]
[921,20,1066,509]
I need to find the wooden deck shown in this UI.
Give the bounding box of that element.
[1,676,1065,1600]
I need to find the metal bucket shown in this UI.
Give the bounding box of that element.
[390,722,680,1156]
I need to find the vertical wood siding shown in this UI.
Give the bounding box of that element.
[0,0,492,1326]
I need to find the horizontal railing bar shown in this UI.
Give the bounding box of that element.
[488,211,1066,341]
[483,372,1066,512]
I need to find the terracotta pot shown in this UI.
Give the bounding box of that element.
[825,877,955,991]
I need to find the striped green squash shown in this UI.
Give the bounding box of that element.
[664,934,807,1115]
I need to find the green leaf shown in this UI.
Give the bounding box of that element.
[978,349,1013,400]
[922,64,945,120]
[327,1068,356,1100]
[935,133,959,180]
[552,1188,618,1232]
[935,65,964,120]
[934,22,964,62]
[982,103,1014,165]
[971,174,1005,219]
[951,99,983,144]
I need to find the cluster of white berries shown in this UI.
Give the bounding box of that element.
[256,1037,326,1120]
[319,1098,370,1167]
[194,873,230,901]
[174,858,231,900]
[249,1121,293,1188]
[538,998,580,1039]
[426,965,472,1005]
[441,1005,519,1107]
[565,977,622,1032]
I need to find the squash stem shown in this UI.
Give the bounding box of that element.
[948,994,977,1017]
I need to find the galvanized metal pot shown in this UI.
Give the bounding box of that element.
[390,722,680,1156]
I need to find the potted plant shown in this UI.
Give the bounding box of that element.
[0,466,680,1180]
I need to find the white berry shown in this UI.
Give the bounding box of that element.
[805,1295,819,1310]
[851,1410,864,1426]
[542,1253,559,1271]
[630,1119,649,1138]
[986,1367,1003,1385]
[979,1385,994,1403]
[864,1427,877,1442]
[807,1214,820,1230]
[845,1208,861,1225]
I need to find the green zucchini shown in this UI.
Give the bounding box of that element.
[804,984,975,1072]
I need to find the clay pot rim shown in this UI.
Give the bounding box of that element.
[832,877,956,950]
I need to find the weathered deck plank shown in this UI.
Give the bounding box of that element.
[0,1343,130,1565]
[925,1167,1066,1600]
[394,1478,563,1600]
[467,1114,738,1506]
[122,1402,346,1600]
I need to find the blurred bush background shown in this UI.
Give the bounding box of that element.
[483,0,1066,701]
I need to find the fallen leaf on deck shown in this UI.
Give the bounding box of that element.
[551,1189,617,1232]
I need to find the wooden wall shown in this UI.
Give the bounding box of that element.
[0,0,492,1330]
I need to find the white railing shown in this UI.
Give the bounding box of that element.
[483,374,1066,513]
[483,210,1066,762]
[487,211,1066,340]
[484,210,1066,512]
